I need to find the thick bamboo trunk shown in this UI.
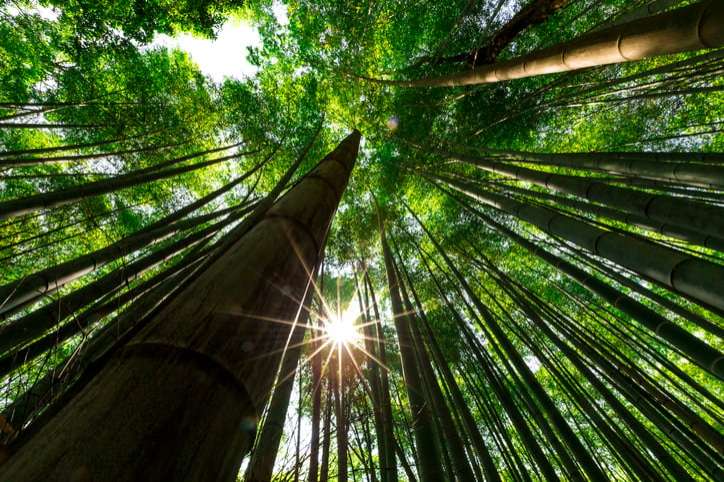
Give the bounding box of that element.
[0,128,319,356]
[245,329,304,482]
[0,131,360,482]
[368,1,724,87]
[0,249,211,380]
[436,174,724,316]
[378,217,445,482]
[1,256,206,445]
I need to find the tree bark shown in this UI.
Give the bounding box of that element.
[0,130,360,482]
[601,0,682,28]
[467,0,572,66]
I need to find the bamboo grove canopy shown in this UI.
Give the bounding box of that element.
[0,0,722,481]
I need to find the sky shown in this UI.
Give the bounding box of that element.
[147,18,262,83]
[146,2,289,83]
[5,0,290,84]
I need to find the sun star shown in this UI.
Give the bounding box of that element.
[324,302,360,347]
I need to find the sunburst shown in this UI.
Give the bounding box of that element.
[322,301,361,347]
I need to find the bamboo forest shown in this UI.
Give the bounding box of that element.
[1,0,723,480]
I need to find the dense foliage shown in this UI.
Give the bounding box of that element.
[0,0,722,481]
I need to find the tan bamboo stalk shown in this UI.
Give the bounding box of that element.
[363,1,724,87]
[439,149,724,243]
[0,144,256,221]
[353,268,390,482]
[432,176,724,378]
[363,269,398,482]
[396,255,490,482]
[0,131,360,482]
[486,149,724,188]
[496,182,724,253]
[378,212,445,482]
[0,198,255,316]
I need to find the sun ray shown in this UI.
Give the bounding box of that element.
[218,311,324,331]
[246,334,329,363]
[351,344,391,373]
[275,338,334,387]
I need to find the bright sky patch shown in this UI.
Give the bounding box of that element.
[147,18,262,83]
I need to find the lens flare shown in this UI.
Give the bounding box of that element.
[324,302,360,346]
